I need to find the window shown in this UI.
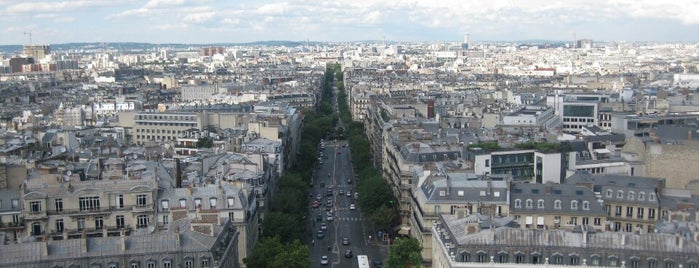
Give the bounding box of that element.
[30,201,42,212]
[209,198,217,208]
[649,208,656,219]
[200,258,210,268]
[591,256,600,266]
[615,206,622,216]
[55,199,63,212]
[130,261,139,268]
[526,199,533,208]
[146,261,156,268]
[458,190,465,196]
[179,199,186,208]
[32,222,42,235]
[485,159,490,167]
[108,262,118,268]
[571,200,578,210]
[626,223,633,232]
[606,189,613,198]
[514,199,522,208]
[617,190,624,199]
[56,219,64,232]
[77,218,85,231]
[570,256,580,265]
[627,207,634,217]
[11,199,19,209]
[79,197,101,211]
[162,215,169,225]
[552,255,563,264]
[609,257,619,266]
[497,253,508,263]
[116,215,125,228]
[162,260,171,268]
[537,199,544,209]
[638,208,644,219]
[649,193,656,201]
[515,254,525,264]
[477,252,488,263]
[95,217,104,230]
[594,218,601,226]
[648,259,657,268]
[554,200,562,209]
[117,195,124,209]
[137,215,149,228]
[459,252,470,262]
[227,198,235,208]
[629,259,640,268]
[184,259,193,268]
[628,191,635,200]
[582,201,590,210]
[137,195,147,206]
[194,198,202,208]
[639,192,645,201]
[161,200,169,210]
[582,217,589,225]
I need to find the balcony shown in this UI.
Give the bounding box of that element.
[24,210,48,220]
[49,207,111,216]
[132,204,154,213]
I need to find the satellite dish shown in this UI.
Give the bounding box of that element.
[147,225,155,233]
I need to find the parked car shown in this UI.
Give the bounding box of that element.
[320,222,327,230]
[342,237,350,245]
[327,215,334,221]
[321,255,329,265]
[349,203,356,210]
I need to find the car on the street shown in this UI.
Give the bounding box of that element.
[344,249,353,258]
[320,222,327,230]
[349,203,356,210]
[374,258,383,268]
[316,230,324,239]
[327,215,334,221]
[312,201,320,208]
[339,189,344,195]
[316,213,322,221]
[342,237,350,245]
[316,194,322,201]
[346,191,352,197]
[347,178,352,184]
[321,255,329,265]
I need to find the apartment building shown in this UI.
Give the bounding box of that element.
[510,182,607,232]
[433,214,699,268]
[412,173,510,263]
[567,173,664,233]
[21,161,159,241]
[158,183,257,268]
[0,218,240,268]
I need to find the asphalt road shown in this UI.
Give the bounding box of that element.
[308,140,386,268]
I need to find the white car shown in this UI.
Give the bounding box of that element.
[321,255,329,265]
[349,204,356,210]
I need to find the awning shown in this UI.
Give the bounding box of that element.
[398,226,411,236]
[594,148,611,154]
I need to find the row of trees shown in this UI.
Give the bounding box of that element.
[244,65,338,267]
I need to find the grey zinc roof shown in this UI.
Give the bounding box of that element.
[511,182,606,216]
[421,175,509,204]
[0,189,20,213]
[441,214,699,254]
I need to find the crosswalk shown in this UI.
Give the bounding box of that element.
[336,217,363,221]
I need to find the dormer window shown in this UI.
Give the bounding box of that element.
[537,199,544,209]
[227,197,235,208]
[649,193,656,201]
[194,198,202,208]
[179,199,186,208]
[628,191,635,200]
[526,199,533,209]
[209,198,217,208]
[514,199,522,208]
[571,200,578,210]
[638,192,645,201]
[582,201,590,210]
[554,200,562,210]
[617,190,624,199]
[606,189,613,198]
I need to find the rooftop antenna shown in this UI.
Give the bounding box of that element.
[24,31,33,45]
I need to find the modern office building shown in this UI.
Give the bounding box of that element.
[22,45,50,61]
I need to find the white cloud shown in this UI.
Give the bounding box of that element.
[184,11,217,23]
[144,0,186,9]
[5,0,117,13]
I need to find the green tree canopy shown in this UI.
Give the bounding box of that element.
[195,137,214,148]
[245,237,309,268]
[387,237,423,268]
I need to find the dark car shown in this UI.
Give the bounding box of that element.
[344,249,353,258]
[347,178,352,184]
[316,213,323,221]
[374,258,383,268]
[316,230,325,239]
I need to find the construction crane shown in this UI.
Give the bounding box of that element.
[23,31,32,45]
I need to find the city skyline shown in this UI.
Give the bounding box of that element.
[1,0,699,45]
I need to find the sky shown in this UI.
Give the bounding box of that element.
[1,0,699,45]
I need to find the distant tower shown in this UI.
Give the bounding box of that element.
[462,33,470,49]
